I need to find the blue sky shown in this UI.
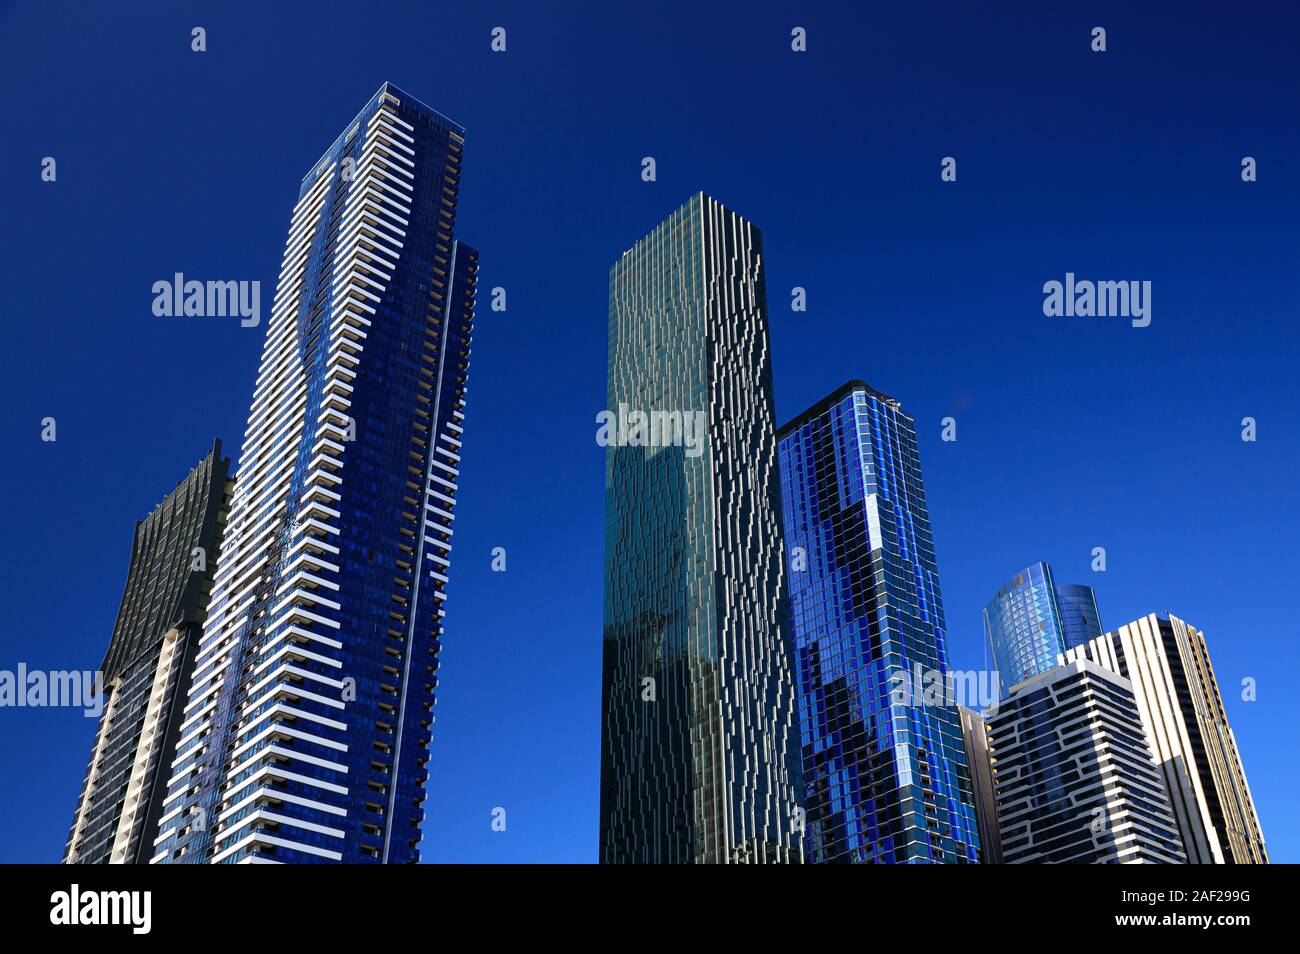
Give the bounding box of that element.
[1,0,1296,863]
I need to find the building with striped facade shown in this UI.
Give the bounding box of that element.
[987,658,1185,864]
[151,83,478,864]
[1063,613,1268,863]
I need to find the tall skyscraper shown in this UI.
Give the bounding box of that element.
[600,193,802,864]
[1056,582,1104,651]
[151,83,478,864]
[958,706,1002,864]
[987,659,1186,864]
[778,381,980,863]
[984,562,1103,691]
[64,441,231,864]
[1063,613,1268,863]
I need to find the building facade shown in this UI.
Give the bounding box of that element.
[600,194,802,863]
[1056,582,1104,651]
[984,562,1103,692]
[152,83,478,864]
[778,381,980,863]
[959,706,1002,864]
[64,441,231,864]
[1063,613,1268,863]
[987,658,1185,864]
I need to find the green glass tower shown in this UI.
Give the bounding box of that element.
[599,194,802,863]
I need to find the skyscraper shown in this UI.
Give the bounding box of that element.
[778,381,980,863]
[984,562,1103,691]
[984,563,1067,690]
[1063,613,1268,863]
[151,83,478,864]
[987,659,1186,864]
[1056,582,1104,651]
[64,441,231,864]
[600,193,802,864]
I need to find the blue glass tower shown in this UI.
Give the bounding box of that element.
[152,83,478,864]
[778,381,980,863]
[984,563,1066,690]
[1055,582,1104,650]
[984,564,1104,691]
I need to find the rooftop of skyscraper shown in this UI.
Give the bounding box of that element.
[777,379,901,438]
[301,80,465,187]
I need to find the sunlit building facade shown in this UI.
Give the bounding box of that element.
[152,83,478,864]
[985,563,1104,692]
[1064,613,1268,863]
[778,381,980,863]
[988,659,1185,864]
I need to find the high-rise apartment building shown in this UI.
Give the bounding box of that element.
[1063,613,1268,863]
[987,658,1185,864]
[778,381,980,863]
[64,441,231,864]
[984,562,1103,692]
[152,83,478,864]
[599,194,802,863]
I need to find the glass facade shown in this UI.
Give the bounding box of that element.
[600,194,802,863]
[778,381,980,863]
[984,562,1066,691]
[985,564,1105,691]
[152,83,478,864]
[1056,582,1104,650]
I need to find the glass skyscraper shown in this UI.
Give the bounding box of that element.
[984,562,1103,692]
[64,442,231,864]
[600,194,803,864]
[151,83,478,864]
[1056,582,1104,651]
[778,381,980,863]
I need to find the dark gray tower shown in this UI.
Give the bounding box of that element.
[64,441,231,863]
[600,194,802,863]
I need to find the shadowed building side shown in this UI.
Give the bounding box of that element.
[64,440,232,864]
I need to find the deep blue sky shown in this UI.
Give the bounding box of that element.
[2,1,1296,863]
